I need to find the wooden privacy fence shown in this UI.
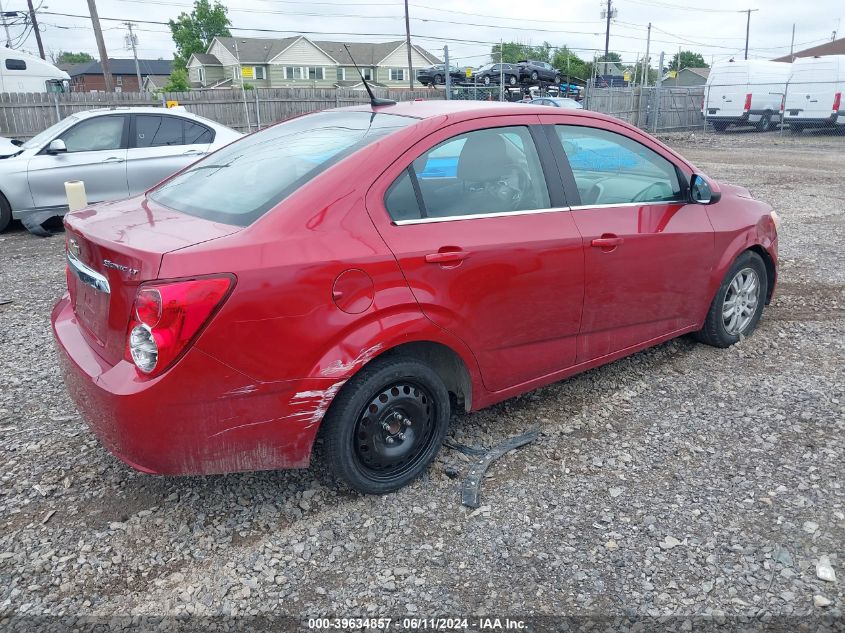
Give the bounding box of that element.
[0,87,443,140]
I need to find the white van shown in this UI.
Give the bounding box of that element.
[0,48,70,93]
[703,60,791,132]
[782,55,845,132]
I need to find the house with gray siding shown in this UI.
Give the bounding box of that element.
[187,36,440,89]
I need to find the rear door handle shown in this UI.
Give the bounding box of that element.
[591,236,624,248]
[182,149,206,156]
[425,250,468,264]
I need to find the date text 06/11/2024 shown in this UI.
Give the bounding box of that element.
[307,618,528,630]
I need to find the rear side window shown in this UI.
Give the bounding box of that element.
[184,121,213,144]
[385,126,550,222]
[149,111,416,226]
[135,115,183,147]
[556,125,682,206]
[5,59,26,70]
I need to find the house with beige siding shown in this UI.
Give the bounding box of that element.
[187,36,440,89]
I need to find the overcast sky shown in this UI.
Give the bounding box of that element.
[5,0,842,69]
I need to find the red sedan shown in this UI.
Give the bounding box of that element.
[52,101,778,494]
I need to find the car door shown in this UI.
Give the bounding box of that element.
[27,114,129,210]
[541,116,715,363]
[126,114,213,196]
[365,116,585,393]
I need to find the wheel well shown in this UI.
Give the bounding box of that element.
[748,245,776,304]
[381,341,472,413]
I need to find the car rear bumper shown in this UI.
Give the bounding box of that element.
[52,294,341,476]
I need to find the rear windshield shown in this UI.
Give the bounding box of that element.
[148,110,417,226]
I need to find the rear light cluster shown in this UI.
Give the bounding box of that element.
[834,92,842,114]
[779,95,785,113]
[743,93,752,112]
[126,276,234,377]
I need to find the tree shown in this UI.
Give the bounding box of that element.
[551,47,590,81]
[491,41,552,64]
[162,68,191,92]
[55,52,94,65]
[169,0,231,71]
[669,50,707,71]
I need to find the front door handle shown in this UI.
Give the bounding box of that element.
[591,235,624,251]
[425,249,468,264]
[182,149,206,156]
[103,156,124,163]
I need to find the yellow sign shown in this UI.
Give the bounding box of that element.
[241,66,254,80]
[465,68,472,78]
[623,71,631,82]
[668,70,678,78]
[165,100,179,108]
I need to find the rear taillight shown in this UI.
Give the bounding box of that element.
[779,95,785,113]
[743,93,752,112]
[834,92,842,113]
[126,276,234,377]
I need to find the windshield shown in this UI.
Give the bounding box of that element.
[21,115,79,150]
[149,111,417,226]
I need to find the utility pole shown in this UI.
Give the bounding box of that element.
[499,39,504,101]
[404,0,414,89]
[124,22,142,91]
[86,0,113,92]
[27,0,45,59]
[789,23,795,60]
[443,45,450,100]
[603,0,612,76]
[0,0,12,47]
[642,22,651,87]
[743,9,759,61]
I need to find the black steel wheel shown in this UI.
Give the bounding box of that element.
[320,356,450,494]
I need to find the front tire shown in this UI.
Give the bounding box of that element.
[696,251,768,348]
[530,71,539,81]
[321,356,451,494]
[0,195,10,233]
[553,74,562,84]
[483,75,491,86]
[434,74,443,85]
[507,75,517,86]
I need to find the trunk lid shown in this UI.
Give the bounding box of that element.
[64,195,240,365]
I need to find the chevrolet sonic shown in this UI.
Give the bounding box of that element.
[52,100,779,494]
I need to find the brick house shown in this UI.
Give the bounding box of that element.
[64,59,173,92]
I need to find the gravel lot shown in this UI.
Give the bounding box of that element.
[0,131,842,628]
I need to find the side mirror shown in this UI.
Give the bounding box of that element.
[47,139,67,155]
[690,174,720,204]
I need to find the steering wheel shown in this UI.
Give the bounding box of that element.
[632,181,671,203]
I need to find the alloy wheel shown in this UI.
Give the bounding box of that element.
[722,267,760,335]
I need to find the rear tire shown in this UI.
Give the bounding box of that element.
[711,121,729,132]
[507,75,517,86]
[434,74,443,85]
[0,194,11,233]
[553,74,562,84]
[530,71,539,81]
[790,123,805,134]
[321,356,451,494]
[695,251,768,348]
[483,75,491,86]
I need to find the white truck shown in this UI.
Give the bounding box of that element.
[782,55,845,133]
[0,48,70,93]
[703,60,791,132]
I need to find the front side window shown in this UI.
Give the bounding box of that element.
[556,125,682,205]
[5,58,26,70]
[150,111,416,226]
[385,126,550,222]
[59,116,124,152]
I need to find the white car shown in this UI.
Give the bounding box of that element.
[0,107,242,233]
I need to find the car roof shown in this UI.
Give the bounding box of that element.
[77,106,209,121]
[339,99,600,121]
